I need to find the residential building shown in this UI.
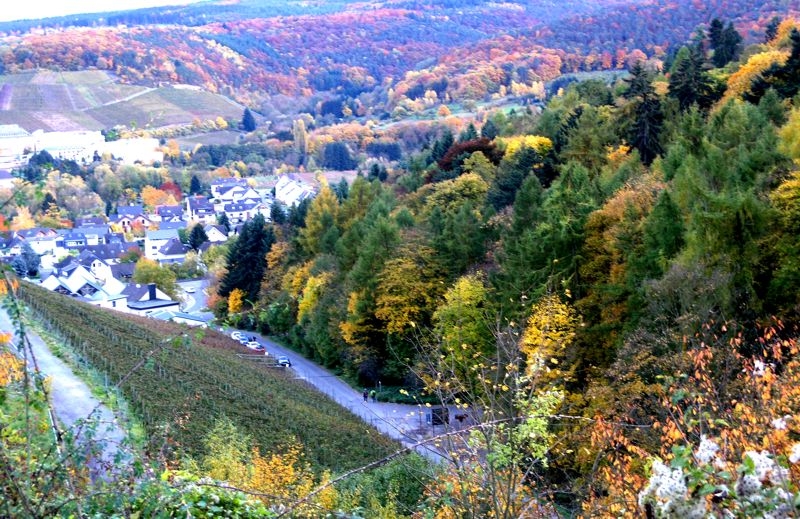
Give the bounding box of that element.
[274,174,315,207]
[123,283,180,316]
[144,228,179,261]
[186,195,216,224]
[0,124,34,170]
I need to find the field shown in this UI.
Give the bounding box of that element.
[18,282,398,472]
[0,70,244,132]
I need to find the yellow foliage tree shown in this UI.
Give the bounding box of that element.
[200,418,337,516]
[0,351,23,387]
[228,288,245,314]
[722,51,788,102]
[297,272,331,323]
[498,135,553,158]
[10,207,35,231]
[779,107,800,163]
[141,185,170,210]
[521,293,578,388]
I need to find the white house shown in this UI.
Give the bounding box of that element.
[32,130,105,163]
[144,228,179,261]
[155,238,189,265]
[210,178,248,199]
[274,175,315,207]
[204,224,229,243]
[16,228,59,256]
[40,264,128,311]
[186,196,216,224]
[0,124,35,170]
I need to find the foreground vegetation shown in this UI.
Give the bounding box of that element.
[18,281,398,472]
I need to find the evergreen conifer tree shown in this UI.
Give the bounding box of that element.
[242,108,256,132]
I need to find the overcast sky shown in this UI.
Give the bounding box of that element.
[0,1,204,22]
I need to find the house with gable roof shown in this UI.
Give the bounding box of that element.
[156,238,190,265]
[154,205,184,223]
[186,195,216,224]
[210,178,248,199]
[123,283,180,316]
[204,224,229,243]
[59,231,87,249]
[16,227,59,256]
[144,228,179,261]
[274,174,315,207]
[84,243,136,265]
[110,205,152,233]
[40,264,128,311]
[222,201,259,224]
[73,225,113,246]
[52,249,114,284]
[75,215,107,227]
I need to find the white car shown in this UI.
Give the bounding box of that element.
[246,341,265,351]
[231,331,244,340]
[186,287,196,294]
[276,355,291,367]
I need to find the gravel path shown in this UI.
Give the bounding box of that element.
[0,309,129,479]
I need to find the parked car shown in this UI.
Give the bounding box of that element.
[231,331,244,340]
[276,355,291,367]
[246,341,265,351]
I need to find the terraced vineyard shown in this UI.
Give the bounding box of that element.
[0,70,243,131]
[18,282,398,472]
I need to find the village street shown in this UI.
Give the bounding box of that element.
[224,325,448,462]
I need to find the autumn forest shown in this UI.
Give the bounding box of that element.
[3,0,800,517]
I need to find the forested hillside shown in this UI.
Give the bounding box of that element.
[202,17,800,515]
[0,0,793,117]
[3,2,800,517]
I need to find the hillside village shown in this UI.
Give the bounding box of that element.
[0,123,318,324]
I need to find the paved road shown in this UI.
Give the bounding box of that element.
[222,326,448,461]
[0,309,129,479]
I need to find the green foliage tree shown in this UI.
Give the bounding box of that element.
[480,119,499,140]
[668,45,718,111]
[219,214,274,304]
[189,174,202,195]
[241,107,257,132]
[11,242,40,277]
[322,142,357,170]
[188,223,209,251]
[709,19,742,68]
[623,63,663,165]
[133,257,179,299]
[459,122,478,142]
[217,212,231,234]
[765,16,782,42]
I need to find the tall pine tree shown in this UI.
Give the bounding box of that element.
[219,214,274,304]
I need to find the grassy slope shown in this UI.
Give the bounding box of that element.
[18,282,398,473]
